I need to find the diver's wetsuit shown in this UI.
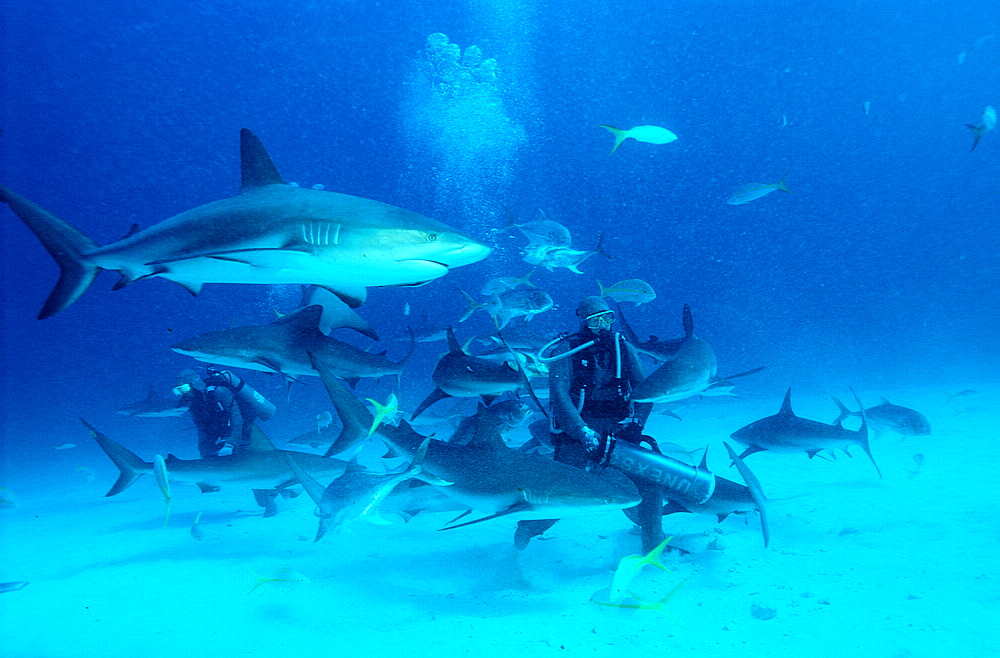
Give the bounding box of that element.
[515,330,665,552]
[183,373,276,458]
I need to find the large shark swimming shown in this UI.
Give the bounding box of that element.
[0,129,491,318]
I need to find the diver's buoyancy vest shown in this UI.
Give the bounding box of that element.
[567,332,633,422]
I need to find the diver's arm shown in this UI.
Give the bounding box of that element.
[549,347,588,443]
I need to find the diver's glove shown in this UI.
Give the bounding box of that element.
[581,426,602,453]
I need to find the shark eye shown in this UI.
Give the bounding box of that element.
[426,233,438,242]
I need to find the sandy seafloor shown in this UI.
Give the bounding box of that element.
[0,385,996,658]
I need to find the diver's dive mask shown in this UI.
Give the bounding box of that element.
[585,310,615,330]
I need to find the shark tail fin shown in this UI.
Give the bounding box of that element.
[599,125,628,155]
[849,388,882,479]
[0,185,101,319]
[80,418,149,496]
[830,396,853,426]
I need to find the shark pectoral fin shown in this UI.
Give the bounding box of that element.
[439,500,533,531]
[724,441,769,549]
[170,277,204,297]
[411,387,451,420]
[481,394,498,406]
[253,489,281,517]
[196,483,221,493]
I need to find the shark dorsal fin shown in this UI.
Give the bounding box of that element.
[239,129,286,192]
[446,326,464,355]
[682,304,694,338]
[271,304,324,330]
[122,223,141,240]
[778,388,794,416]
[698,446,710,471]
[468,403,506,451]
[248,425,277,452]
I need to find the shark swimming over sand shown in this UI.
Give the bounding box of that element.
[116,385,188,418]
[730,388,882,478]
[307,353,641,526]
[171,305,409,382]
[84,419,350,515]
[410,327,536,419]
[0,129,490,318]
[630,305,763,404]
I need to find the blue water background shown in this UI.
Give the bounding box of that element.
[1,0,997,451]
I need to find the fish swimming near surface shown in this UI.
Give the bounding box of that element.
[310,358,642,526]
[730,388,882,478]
[966,105,996,151]
[599,124,678,155]
[598,278,656,305]
[410,327,536,419]
[172,305,408,383]
[83,419,351,515]
[631,305,763,404]
[831,396,930,437]
[726,172,791,205]
[117,385,188,418]
[0,129,490,319]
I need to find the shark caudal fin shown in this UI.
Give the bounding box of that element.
[599,125,629,155]
[830,396,854,426]
[80,418,150,496]
[849,388,882,479]
[0,185,101,319]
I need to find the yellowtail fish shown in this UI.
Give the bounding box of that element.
[608,536,673,604]
[599,124,678,155]
[153,454,171,528]
[248,568,310,594]
[726,172,791,205]
[54,443,76,450]
[366,392,399,437]
[598,278,656,305]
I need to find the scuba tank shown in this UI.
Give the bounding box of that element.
[205,369,276,421]
[590,435,715,505]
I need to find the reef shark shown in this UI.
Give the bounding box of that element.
[308,353,641,526]
[0,129,490,319]
[730,388,882,478]
[410,326,535,419]
[84,419,350,515]
[116,385,188,417]
[630,305,762,404]
[171,305,408,382]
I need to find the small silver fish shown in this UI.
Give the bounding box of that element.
[726,173,791,205]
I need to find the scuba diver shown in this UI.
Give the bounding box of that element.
[173,367,276,458]
[515,296,666,552]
